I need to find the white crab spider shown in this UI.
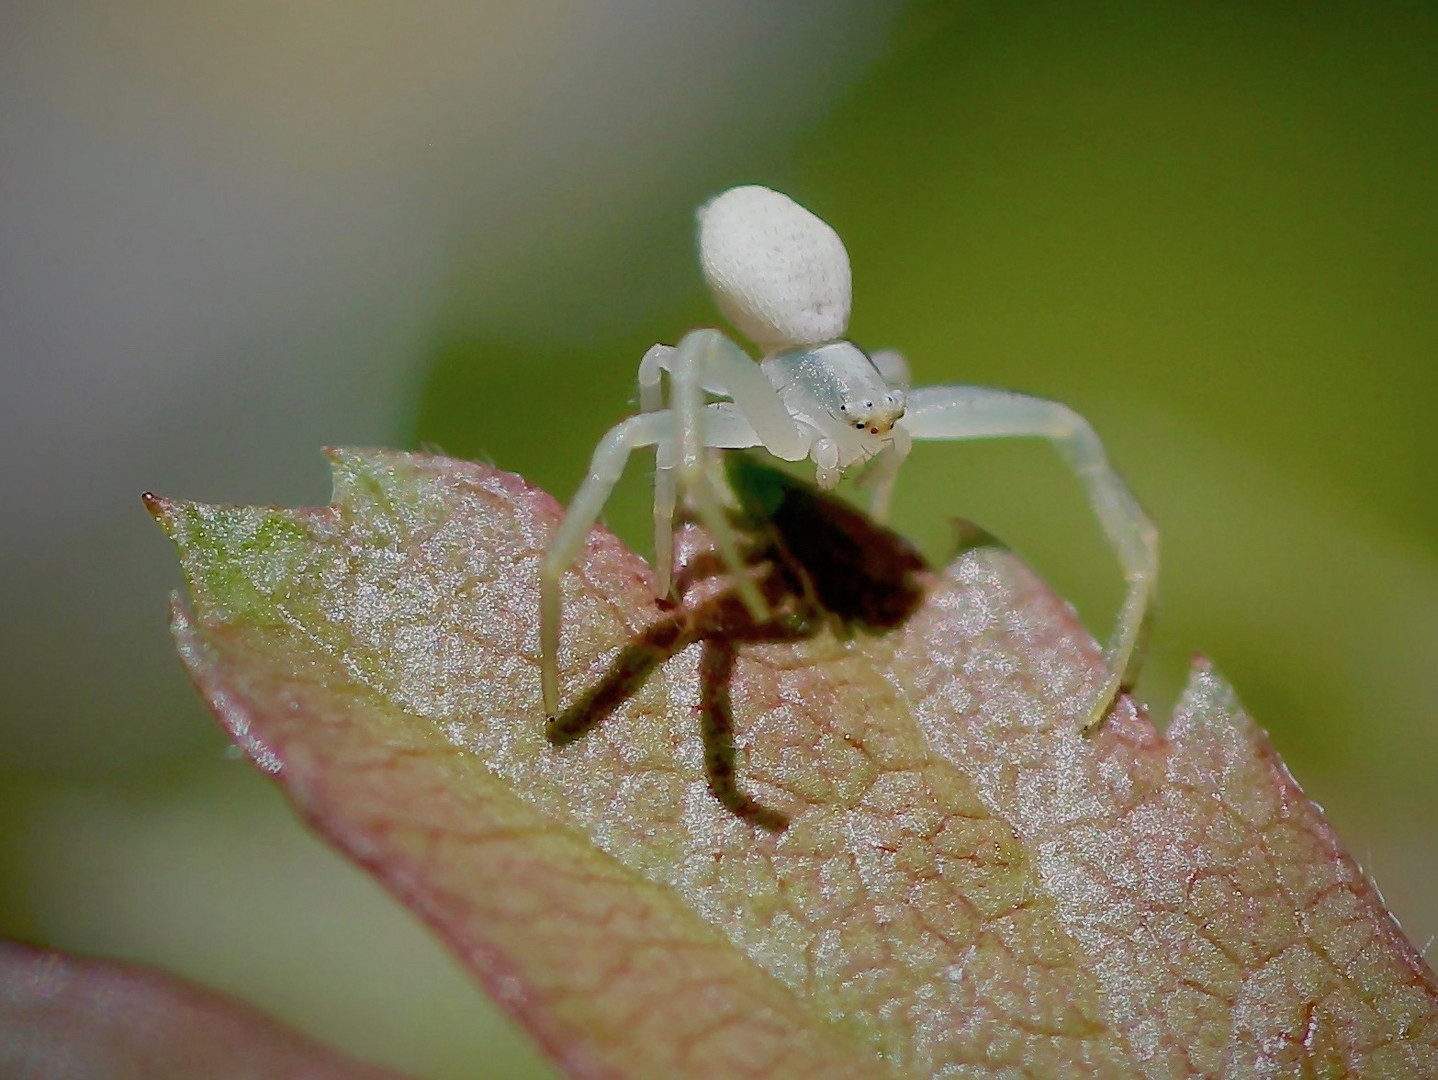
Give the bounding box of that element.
[539,185,1157,732]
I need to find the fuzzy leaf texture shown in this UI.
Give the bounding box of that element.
[143,448,1435,1078]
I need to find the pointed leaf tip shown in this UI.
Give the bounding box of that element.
[142,490,175,529]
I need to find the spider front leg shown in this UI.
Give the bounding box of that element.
[853,347,912,521]
[639,328,810,614]
[900,385,1159,733]
[871,348,910,390]
[539,405,765,717]
[856,423,912,522]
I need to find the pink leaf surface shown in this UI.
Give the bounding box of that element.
[148,448,1438,1077]
[0,939,404,1079]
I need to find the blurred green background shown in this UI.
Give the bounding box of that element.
[2,2,1434,1076]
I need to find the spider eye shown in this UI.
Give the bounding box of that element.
[854,421,864,429]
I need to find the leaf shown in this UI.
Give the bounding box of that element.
[0,939,404,1079]
[148,448,1438,1077]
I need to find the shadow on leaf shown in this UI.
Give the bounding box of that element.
[547,453,945,831]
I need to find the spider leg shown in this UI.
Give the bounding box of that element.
[541,411,672,716]
[638,340,748,598]
[652,439,679,598]
[638,342,732,410]
[900,386,1158,733]
[871,348,910,389]
[638,339,753,601]
[636,345,681,590]
[650,329,811,615]
[637,343,675,414]
[855,423,912,523]
[540,406,764,716]
[850,348,912,521]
